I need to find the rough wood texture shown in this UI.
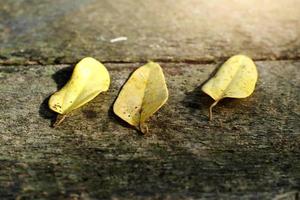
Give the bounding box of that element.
[0,61,299,199]
[0,0,300,64]
[1,0,300,199]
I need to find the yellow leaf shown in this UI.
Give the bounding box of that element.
[201,55,258,120]
[113,62,168,133]
[49,57,110,126]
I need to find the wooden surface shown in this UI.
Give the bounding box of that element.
[0,0,300,64]
[0,1,300,199]
[1,62,299,199]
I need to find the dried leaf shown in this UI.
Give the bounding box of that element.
[49,57,110,126]
[201,55,258,120]
[113,62,168,133]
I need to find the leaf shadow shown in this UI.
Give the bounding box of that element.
[181,63,222,119]
[38,65,74,126]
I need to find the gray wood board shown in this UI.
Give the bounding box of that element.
[1,0,300,64]
[0,61,299,199]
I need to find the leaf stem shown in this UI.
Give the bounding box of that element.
[53,114,67,128]
[209,100,219,121]
[139,123,149,134]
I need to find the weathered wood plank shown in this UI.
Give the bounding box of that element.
[0,61,299,199]
[1,0,300,64]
